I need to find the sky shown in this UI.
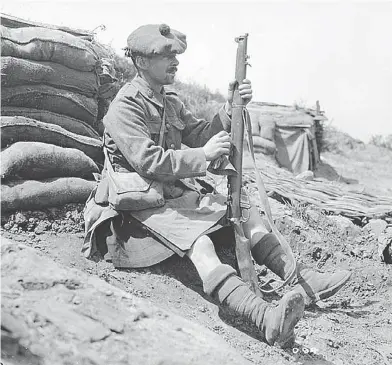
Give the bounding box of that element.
[2,0,392,142]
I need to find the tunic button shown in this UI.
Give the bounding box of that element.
[170,143,175,149]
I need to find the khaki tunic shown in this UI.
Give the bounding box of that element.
[83,75,232,268]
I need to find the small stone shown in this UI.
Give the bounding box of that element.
[295,170,314,180]
[34,226,44,235]
[198,306,208,313]
[212,325,223,333]
[329,215,360,237]
[105,290,113,296]
[350,247,362,257]
[36,212,48,220]
[133,311,149,322]
[14,212,27,226]
[305,209,320,222]
[354,237,362,244]
[72,296,82,305]
[365,219,388,239]
[3,223,12,230]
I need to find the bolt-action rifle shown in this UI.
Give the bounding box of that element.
[225,33,261,295]
[226,34,297,295]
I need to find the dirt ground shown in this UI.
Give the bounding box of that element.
[2,143,392,365]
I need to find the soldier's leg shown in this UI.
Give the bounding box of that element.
[186,234,304,347]
[243,205,351,304]
[241,205,270,249]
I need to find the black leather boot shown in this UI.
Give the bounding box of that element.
[203,264,305,347]
[252,234,351,304]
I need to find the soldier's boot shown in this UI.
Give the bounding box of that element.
[251,233,352,305]
[203,264,305,348]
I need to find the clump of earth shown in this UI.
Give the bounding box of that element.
[1,203,85,237]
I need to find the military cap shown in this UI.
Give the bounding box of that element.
[126,24,187,57]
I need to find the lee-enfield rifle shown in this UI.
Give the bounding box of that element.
[226,34,297,296]
[226,33,262,295]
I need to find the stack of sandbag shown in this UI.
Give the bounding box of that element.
[247,105,277,155]
[0,23,117,135]
[0,15,119,213]
[0,117,102,213]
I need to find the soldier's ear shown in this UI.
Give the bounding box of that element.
[135,55,150,70]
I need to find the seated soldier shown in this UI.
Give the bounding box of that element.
[83,24,351,348]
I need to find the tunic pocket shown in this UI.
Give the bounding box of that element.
[146,118,162,134]
[165,112,184,149]
[166,112,185,131]
[146,118,164,144]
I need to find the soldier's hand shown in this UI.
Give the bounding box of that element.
[225,79,253,115]
[203,131,232,161]
[238,79,253,104]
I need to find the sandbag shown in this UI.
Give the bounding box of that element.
[248,104,314,128]
[252,136,276,155]
[0,25,97,71]
[0,13,94,40]
[96,58,118,85]
[1,142,99,181]
[1,177,96,213]
[2,85,98,125]
[91,40,113,59]
[1,117,103,163]
[1,56,99,97]
[90,41,118,84]
[98,82,120,100]
[259,120,276,142]
[249,109,276,142]
[1,107,100,139]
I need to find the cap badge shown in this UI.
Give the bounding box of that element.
[147,89,154,98]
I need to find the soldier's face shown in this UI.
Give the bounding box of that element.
[146,54,179,85]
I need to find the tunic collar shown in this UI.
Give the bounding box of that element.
[132,75,166,108]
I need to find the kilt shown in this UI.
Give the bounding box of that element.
[83,183,229,268]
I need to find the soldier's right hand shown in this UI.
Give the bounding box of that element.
[202,131,232,161]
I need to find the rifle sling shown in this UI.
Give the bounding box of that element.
[242,108,297,293]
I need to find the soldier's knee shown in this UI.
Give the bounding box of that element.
[187,235,222,281]
[242,206,270,248]
[193,235,215,252]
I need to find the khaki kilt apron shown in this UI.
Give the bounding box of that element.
[83,182,229,268]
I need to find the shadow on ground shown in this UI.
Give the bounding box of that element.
[314,161,359,185]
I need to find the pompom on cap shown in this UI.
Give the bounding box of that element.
[159,24,171,36]
[126,24,187,57]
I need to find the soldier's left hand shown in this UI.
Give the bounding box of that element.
[227,79,253,105]
[225,79,253,115]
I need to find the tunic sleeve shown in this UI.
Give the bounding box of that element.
[179,101,232,148]
[103,93,207,182]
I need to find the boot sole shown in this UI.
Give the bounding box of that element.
[275,292,305,348]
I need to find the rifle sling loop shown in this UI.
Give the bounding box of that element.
[242,108,297,294]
